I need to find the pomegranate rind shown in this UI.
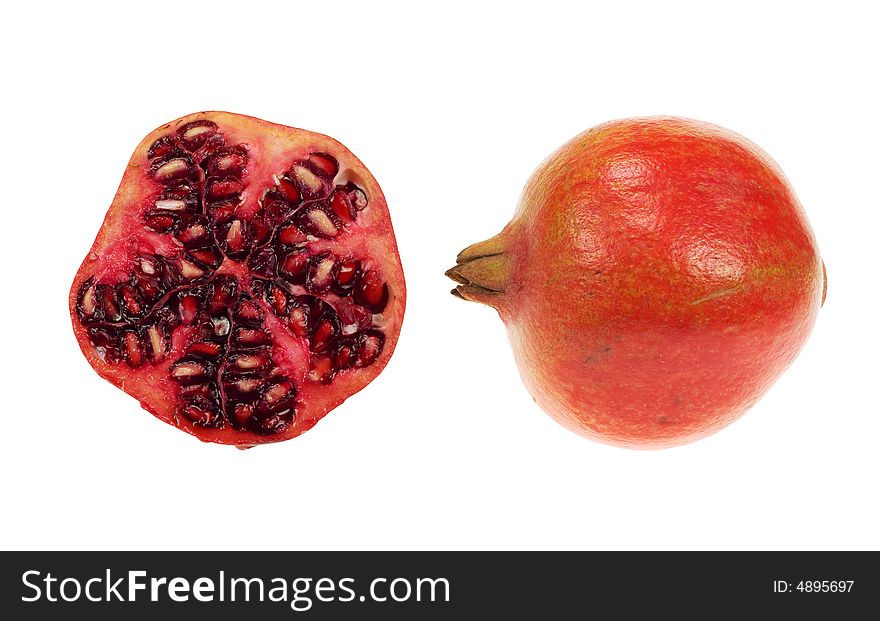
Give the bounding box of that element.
[70,112,405,446]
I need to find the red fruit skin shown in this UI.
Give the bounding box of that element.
[69,112,405,446]
[452,117,824,449]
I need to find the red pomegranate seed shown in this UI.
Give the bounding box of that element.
[225,220,245,252]
[146,325,166,361]
[268,285,288,316]
[177,120,218,151]
[288,305,310,339]
[180,400,220,427]
[354,270,389,313]
[276,177,301,202]
[186,341,223,358]
[291,163,324,197]
[311,319,336,354]
[123,331,143,367]
[188,247,222,268]
[144,212,177,232]
[119,285,144,317]
[279,224,306,245]
[334,258,359,288]
[147,136,176,160]
[232,352,271,371]
[99,285,122,322]
[170,361,209,385]
[205,151,247,176]
[208,178,244,200]
[234,299,263,325]
[279,250,309,282]
[330,189,355,224]
[307,153,339,178]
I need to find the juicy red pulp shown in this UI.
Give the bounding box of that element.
[75,119,393,438]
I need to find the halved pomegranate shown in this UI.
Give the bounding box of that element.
[70,112,405,446]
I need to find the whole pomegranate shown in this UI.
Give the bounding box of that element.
[447,117,824,449]
[70,112,405,446]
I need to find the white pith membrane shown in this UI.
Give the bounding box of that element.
[76,121,391,436]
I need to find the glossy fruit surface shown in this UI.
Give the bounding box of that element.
[70,112,405,446]
[448,117,824,448]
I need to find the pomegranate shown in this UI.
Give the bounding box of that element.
[70,112,405,446]
[447,117,824,449]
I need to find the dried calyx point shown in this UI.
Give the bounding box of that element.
[445,232,510,307]
[73,115,401,442]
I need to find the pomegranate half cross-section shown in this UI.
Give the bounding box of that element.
[70,112,405,446]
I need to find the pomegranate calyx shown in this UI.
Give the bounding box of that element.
[447,232,511,306]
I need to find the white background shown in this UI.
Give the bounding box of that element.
[1,1,877,551]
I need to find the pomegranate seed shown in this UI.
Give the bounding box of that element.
[78,280,100,320]
[267,284,289,316]
[288,304,310,339]
[207,177,244,200]
[307,153,339,178]
[180,397,222,428]
[232,353,271,371]
[279,250,309,283]
[209,202,236,222]
[330,189,355,223]
[146,325,166,361]
[188,247,222,269]
[354,270,389,313]
[230,402,255,427]
[257,381,296,414]
[279,224,306,245]
[177,223,209,246]
[144,212,177,232]
[333,258,360,294]
[355,331,384,368]
[152,158,193,184]
[250,410,293,435]
[97,285,121,322]
[179,382,219,400]
[310,318,338,354]
[306,254,336,293]
[210,277,238,310]
[170,360,210,385]
[231,377,264,394]
[204,150,247,176]
[154,198,188,211]
[251,218,272,245]
[234,328,271,347]
[234,298,264,325]
[291,163,324,197]
[276,177,301,202]
[225,220,246,253]
[148,136,176,160]
[334,339,356,369]
[161,185,194,200]
[88,326,120,362]
[298,206,338,239]
[119,285,144,317]
[176,258,205,281]
[122,331,143,367]
[248,247,276,277]
[186,341,223,359]
[179,295,200,324]
[177,120,218,151]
